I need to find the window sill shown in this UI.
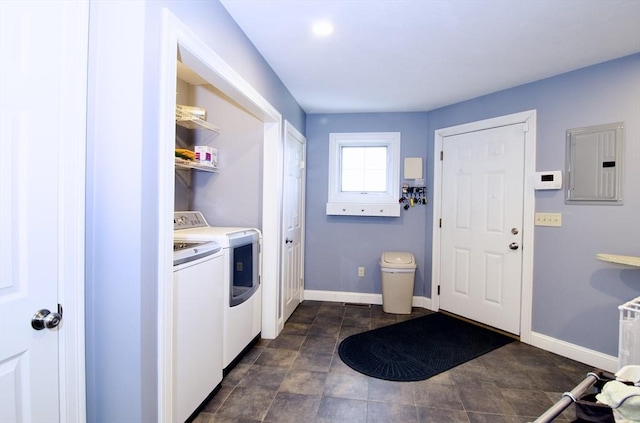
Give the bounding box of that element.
[326,202,400,217]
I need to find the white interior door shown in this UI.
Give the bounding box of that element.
[282,122,306,322]
[440,124,525,335]
[0,2,87,422]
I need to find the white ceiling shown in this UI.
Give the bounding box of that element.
[220,0,640,114]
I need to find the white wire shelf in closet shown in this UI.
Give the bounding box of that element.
[175,104,220,173]
[175,106,221,133]
[174,158,218,173]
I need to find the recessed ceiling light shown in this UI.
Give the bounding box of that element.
[312,21,334,36]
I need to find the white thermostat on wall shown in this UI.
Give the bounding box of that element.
[534,171,562,190]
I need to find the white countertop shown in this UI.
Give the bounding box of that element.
[596,254,640,268]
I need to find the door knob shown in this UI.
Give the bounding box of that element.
[509,242,519,250]
[31,309,62,330]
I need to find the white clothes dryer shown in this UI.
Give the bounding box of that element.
[174,211,262,370]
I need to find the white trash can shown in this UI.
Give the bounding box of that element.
[380,251,416,314]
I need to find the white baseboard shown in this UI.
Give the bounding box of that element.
[302,290,618,372]
[529,331,618,373]
[303,290,382,305]
[412,295,433,310]
[303,290,433,310]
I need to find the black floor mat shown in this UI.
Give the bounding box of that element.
[338,312,514,382]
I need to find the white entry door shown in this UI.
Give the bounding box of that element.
[0,2,87,422]
[282,122,306,322]
[439,123,525,335]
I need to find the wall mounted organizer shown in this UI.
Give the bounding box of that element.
[399,186,427,210]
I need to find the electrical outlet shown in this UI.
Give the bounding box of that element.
[535,212,562,227]
[358,267,365,277]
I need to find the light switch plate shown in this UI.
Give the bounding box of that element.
[535,212,562,227]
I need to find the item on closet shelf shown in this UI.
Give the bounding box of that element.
[175,105,221,133]
[176,104,206,119]
[175,148,196,161]
[195,146,217,167]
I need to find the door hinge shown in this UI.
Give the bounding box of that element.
[439,218,442,228]
[440,151,443,161]
[437,285,440,295]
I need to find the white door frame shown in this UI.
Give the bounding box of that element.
[59,2,89,417]
[157,9,283,421]
[431,110,536,343]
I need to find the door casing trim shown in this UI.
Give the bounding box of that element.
[61,1,89,420]
[431,110,536,343]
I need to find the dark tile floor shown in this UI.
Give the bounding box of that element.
[193,301,593,422]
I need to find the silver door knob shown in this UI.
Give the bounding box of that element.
[31,309,62,330]
[509,242,519,250]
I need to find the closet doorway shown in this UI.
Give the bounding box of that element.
[157,10,282,421]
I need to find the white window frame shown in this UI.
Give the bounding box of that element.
[327,132,401,217]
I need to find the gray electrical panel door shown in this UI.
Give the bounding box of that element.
[566,122,624,205]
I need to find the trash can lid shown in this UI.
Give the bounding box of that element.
[381,251,415,265]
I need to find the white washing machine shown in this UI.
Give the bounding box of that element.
[174,211,262,370]
[173,240,224,422]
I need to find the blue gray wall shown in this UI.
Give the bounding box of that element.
[427,54,639,356]
[305,54,640,359]
[305,113,429,295]
[85,1,305,422]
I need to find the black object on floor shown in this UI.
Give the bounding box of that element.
[338,312,514,382]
